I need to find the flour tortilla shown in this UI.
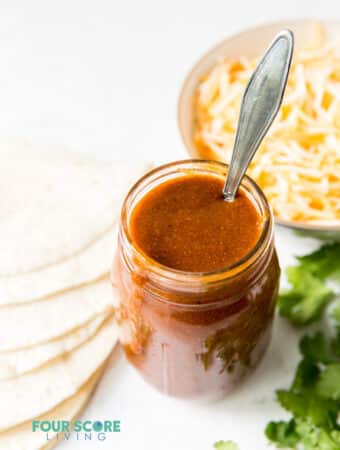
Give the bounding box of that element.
[0,316,117,431]
[0,363,105,450]
[0,313,108,380]
[0,140,149,276]
[0,280,115,352]
[0,227,116,306]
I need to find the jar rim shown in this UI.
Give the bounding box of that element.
[120,159,273,285]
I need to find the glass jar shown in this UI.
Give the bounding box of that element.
[112,160,280,400]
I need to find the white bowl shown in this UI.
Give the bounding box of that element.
[177,19,340,240]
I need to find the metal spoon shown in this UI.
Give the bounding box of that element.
[223,30,294,201]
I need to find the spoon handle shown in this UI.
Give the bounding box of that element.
[223,29,294,201]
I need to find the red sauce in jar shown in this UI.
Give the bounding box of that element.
[130,174,262,272]
[114,161,280,399]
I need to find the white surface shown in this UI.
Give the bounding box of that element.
[0,1,338,449]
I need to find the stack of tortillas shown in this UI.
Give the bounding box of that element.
[0,141,148,450]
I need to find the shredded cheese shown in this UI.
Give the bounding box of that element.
[194,24,340,224]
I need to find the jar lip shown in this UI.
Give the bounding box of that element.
[120,159,273,284]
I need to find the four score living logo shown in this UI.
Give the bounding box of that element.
[32,419,121,442]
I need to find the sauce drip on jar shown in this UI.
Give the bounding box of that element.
[130,174,262,272]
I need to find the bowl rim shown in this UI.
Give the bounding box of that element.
[276,218,340,232]
[177,18,340,233]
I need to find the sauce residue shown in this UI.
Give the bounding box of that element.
[130,174,262,272]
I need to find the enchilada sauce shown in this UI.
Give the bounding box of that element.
[130,175,262,272]
[114,169,280,399]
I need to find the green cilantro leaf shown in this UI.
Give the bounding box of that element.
[213,441,239,450]
[278,263,333,325]
[330,304,340,357]
[307,397,339,429]
[316,363,340,400]
[276,389,308,417]
[265,420,299,448]
[331,332,340,359]
[331,302,340,327]
[296,244,340,281]
[295,418,340,450]
[300,332,332,364]
[291,357,320,392]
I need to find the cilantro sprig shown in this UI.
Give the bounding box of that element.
[266,331,340,449]
[267,243,340,449]
[213,441,239,450]
[278,243,340,325]
[214,244,340,450]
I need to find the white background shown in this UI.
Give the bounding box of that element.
[0,1,338,449]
